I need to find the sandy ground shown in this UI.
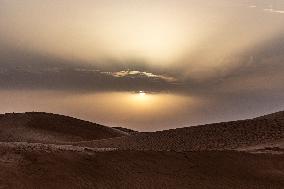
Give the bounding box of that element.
[0,143,283,189]
[0,111,283,188]
[237,139,284,154]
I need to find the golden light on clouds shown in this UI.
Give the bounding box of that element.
[103,14,189,64]
[1,0,283,76]
[0,0,210,65]
[1,0,283,70]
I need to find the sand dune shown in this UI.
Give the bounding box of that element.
[0,111,283,188]
[76,111,284,151]
[0,112,128,143]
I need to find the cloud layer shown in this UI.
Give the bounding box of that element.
[0,0,284,130]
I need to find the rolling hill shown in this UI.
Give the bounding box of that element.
[0,111,283,189]
[0,112,128,143]
[76,111,284,151]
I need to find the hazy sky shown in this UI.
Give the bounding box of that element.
[0,0,284,131]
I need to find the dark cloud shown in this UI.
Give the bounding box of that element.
[0,48,180,92]
[1,33,284,97]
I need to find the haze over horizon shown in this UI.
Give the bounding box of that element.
[1,0,284,131]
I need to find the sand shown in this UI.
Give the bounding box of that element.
[0,111,283,188]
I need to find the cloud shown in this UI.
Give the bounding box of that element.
[249,5,257,8]
[264,8,284,14]
[1,32,284,97]
[101,70,178,83]
[0,60,180,93]
[0,31,284,129]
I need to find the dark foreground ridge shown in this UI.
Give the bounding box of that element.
[0,111,283,189]
[0,144,283,189]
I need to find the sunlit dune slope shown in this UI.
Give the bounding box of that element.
[76,111,284,151]
[0,112,128,143]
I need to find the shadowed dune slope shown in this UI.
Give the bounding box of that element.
[0,112,128,143]
[76,111,284,151]
[0,143,283,189]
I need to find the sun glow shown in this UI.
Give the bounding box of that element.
[138,91,146,97]
[133,91,150,104]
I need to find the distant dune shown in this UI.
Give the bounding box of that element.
[76,111,284,151]
[0,111,283,189]
[0,112,128,143]
[112,127,138,134]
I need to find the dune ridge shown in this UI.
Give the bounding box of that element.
[0,111,283,189]
[0,112,128,143]
[75,111,284,151]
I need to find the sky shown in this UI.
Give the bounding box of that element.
[0,0,284,131]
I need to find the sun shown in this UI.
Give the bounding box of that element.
[131,91,151,104]
[139,91,146,97]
